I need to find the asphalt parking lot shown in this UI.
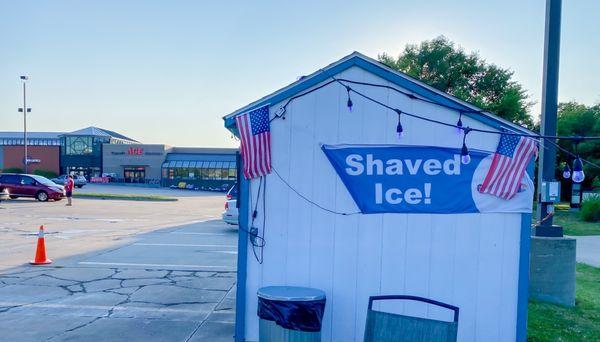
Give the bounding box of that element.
[0,185,237,341]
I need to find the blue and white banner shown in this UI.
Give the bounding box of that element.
[321,144,534,214]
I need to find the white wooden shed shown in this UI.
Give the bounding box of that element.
[224,52,534,342]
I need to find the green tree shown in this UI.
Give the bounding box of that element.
[556,102,600,189]
[379,36,534,128]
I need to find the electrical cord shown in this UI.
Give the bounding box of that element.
[270,73,600,142]
[271,167,361,216]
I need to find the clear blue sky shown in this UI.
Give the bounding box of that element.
[1,1,598,147]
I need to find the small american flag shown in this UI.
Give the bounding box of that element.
[478,134,537,200]
[235,105,271,179]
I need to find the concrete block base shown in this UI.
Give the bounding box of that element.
[529,236,576,307]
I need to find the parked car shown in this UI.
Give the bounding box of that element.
[52,174,87,188]
[226,183,238,200]
[0,174,65,201]
[0,188,9,202]
[222,199,238,225]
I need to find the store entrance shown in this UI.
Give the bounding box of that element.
[124,167,146,183]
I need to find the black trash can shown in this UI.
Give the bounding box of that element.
[257,286,326,342]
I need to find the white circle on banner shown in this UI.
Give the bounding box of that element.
[471,154,534,213]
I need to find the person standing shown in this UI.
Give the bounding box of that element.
[65,175,74,206]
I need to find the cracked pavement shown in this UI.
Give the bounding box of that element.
[0,188,237,341]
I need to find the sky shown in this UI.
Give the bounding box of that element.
[1,1,599,147]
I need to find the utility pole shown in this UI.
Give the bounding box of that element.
[19,75,31,174]
[535,0,562,236]
[530,0,576,309]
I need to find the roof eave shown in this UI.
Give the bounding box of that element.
[223,52,534,136]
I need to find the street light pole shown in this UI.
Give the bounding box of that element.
[19,76,31,174]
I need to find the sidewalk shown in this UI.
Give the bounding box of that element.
[0,220,237,341]
[569,235,600,267]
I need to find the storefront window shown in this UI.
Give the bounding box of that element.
[66,136,93,155]
[228,162,237,180]
[201,162,210,179]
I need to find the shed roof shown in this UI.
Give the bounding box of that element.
[223,52,533,135]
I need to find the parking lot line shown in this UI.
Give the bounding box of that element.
[78,261,236,269]
[134,243,236,248]
[170,232,230,236]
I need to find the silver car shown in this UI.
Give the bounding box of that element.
[52,174,87,188]
[221,199,238,225]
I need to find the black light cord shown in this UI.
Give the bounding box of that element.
[546,139,600,169]
[271,167,361,216]
[244,176,266,263]
[270,74,600,142]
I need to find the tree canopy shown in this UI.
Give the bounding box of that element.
[556,102,600,188]
[378,36,534,128]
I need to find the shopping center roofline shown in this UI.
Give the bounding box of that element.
[222,51,534,136]
[167,147,238,154]
[60,126,139,143]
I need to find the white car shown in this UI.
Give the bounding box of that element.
[0,188,9,202]
[222,199,238,225]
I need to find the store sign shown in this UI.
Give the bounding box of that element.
[23,157,41,164]
[321,144,533,214]
[128,147,143,155]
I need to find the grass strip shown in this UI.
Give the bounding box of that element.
[528,263,600,341]
[73,193,178,202]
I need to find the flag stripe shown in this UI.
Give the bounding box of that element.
[235,105,271,179]
[478,134,537,200]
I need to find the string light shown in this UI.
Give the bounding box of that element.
[562,163,571,179]
[461,127,472,164]
[570,138,585,183]
[572,158,585,183]
[395,109,404,139]
[456,112,463,135]
[346,86,353,112]
[270,76,600,168]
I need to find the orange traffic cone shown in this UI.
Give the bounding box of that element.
[30,225,52,265]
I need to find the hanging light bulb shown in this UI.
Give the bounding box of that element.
[562,163,571,179]
[572,158,585,183]
[460,128,472,164]
[346,86,353,112]
[395,109,403,139]
[456,112,463,135]
[461,143,471,164]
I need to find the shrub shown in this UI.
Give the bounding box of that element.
[581,197,600,222]
[1,167,24,173]
[592,177,600,191]
[33,169,58,179]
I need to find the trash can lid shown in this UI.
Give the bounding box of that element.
[257,286,326,301]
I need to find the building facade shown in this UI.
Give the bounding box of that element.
[0,132,61,174]
[102,144,167,183]
[0,127,238,190]
[161,147,237,190]
[59,127,138,178]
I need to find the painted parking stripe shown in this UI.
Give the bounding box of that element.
[0,302,215,314]
[170,232,230,236]
[78,261,236,268]
[133,243,236,248]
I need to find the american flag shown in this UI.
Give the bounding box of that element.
[235,105,271,179]
[478,134,537,200]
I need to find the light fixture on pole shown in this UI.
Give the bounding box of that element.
[18,75,31,174]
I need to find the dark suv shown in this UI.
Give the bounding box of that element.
[0,174,65,201]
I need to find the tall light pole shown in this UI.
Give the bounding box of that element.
[18,75,31,174]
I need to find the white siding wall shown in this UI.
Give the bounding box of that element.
[243,66,521,341]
